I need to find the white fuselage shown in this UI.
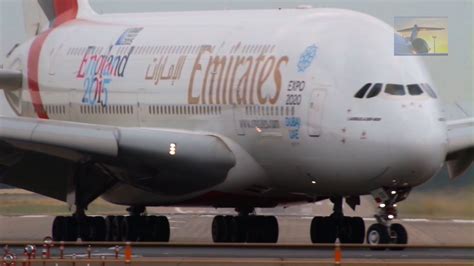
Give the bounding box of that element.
[4,8,448,206]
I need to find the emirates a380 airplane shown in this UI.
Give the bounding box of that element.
[0,0,473,248]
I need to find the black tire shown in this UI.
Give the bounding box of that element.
[212,215,227,243]
[351,217,365,244]
[265,216,279,243]
[389,223,408,250]
[156,216,170,242]
[79,217,94,242]
[122,216,140,241]
[105,216,116,241]
[366,223,390,250]
[64,216,78,241]
[92,217,106,241]
[310,217,337,243]
[224,216,238,243]
[143,216,158,242]
[234,216,248,243]
[250,216,266,243]
[113,216,124,241]
[310,216,323,243]
[52,216,66,241]
[338,217,354,244]
[323,217,337,243]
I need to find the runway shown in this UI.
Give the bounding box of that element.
[1,213,473,264]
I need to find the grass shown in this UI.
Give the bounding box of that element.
[397,187,474,219]
[0,190,126,216]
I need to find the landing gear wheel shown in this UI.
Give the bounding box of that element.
[310,217,337,244]
[212,215,278,243]
[234,216,248,243]
[339,217,365,244]
[265,216,279,243]
[389,223,408,250]
[91,216,106,241]
[145,216,170,242]
[367,223,390,250]
[212,215,227,243]
[112,216,124,241]
[52,216,78,241]
[79,217,105,242]
[64,217,78,241]
[105,216,116,241]
[350,217,365,244]
[52,216,66,241]
[121,216,141,242]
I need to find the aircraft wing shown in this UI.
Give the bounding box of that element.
[0,116,236,201]
[397,27,445,32]
[446,117,474,179]
[397,27,415,33]
[417,27,445,31]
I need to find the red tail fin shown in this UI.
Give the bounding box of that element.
[38,0,79,27]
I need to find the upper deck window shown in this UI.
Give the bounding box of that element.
[385,84,406,96]
[407,84,424,95]
[421,83,438,99]
[366,83,383,98]
[354,83,372,98]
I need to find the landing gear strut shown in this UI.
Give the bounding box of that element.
[366,188,409,250]
[52,206,170,242]
[212,208,279,243]
[310,197,365,244]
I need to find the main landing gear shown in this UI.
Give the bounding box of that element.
[310,197,365,244]
[52,206,170,242]
[366,188,410,250]
[212,208,278,243]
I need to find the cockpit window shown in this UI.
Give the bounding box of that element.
[385,84,406,95]
[366,83,382,98]
[407,84,424,95]
[421,83,437,99]
[354,83,372,98]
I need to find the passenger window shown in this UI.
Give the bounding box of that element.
[366,83,382,98]
[354,83,372,98]
[407,84,423,96]
[421,83,437,99]
[385,84,405,96]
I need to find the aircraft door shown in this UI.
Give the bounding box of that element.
[307,89,326,137]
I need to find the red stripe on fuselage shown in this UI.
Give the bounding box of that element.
[27,30,52,119]
[27,0,78,119]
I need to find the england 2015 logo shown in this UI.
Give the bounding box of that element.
[77,46,134,106]
[297,45,318,73]
[77,28,141,107]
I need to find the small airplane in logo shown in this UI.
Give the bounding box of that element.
[397,24,445,54]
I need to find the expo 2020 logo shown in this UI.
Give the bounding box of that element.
[297,44,318,73]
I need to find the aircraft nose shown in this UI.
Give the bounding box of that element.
[387,114,446,187]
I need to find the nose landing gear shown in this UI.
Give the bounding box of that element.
[366,188,410,250]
